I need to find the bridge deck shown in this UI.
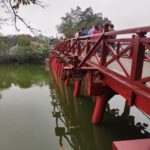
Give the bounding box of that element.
[81,54,150,86]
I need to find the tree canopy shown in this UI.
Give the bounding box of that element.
[57,6,112,37]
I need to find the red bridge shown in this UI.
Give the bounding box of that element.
[49,25,150,149]
[50,25,149,121]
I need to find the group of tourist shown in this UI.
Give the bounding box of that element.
[74,24,115,38]
[74,23,115,57]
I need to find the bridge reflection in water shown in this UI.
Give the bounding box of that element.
[48,67,149,150]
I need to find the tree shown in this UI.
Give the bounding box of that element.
[0,36,10,51]
[57,6,112,37]
[0,0,44,33]
[17,34,32,46]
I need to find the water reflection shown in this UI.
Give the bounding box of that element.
[49,68,150,150]
[0,65,56,150]
[50,80,81,149]
[0,64,149,150]
[106,102,149,137]
[51,96,80,149]
[0,64,49,90]
[49,71,96,149]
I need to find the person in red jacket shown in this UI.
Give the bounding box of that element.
[92,26,102,56]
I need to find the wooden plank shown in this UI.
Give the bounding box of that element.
[113,139,150,150]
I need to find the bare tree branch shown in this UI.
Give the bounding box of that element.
[0,0,46,34]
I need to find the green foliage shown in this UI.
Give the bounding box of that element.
[7,35,17,47]
[16,41,49,63]
[17,35,32,46]
[0,36,10,51]
[16,45,32,63]
[57,6,112,37]
[38,44,49,56]
[0,34,50,64]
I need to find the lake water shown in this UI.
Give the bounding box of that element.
[0,65,149,150]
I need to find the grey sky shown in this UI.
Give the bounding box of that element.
[0,0,150,36]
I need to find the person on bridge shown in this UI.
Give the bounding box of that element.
[108,24,116,50]
[92,25,102,37]
[75,29,81,38]
[88,26,95,35]
[92,26,102,56]
[80,27,88,36]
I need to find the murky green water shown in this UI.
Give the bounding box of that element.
[0,65,149,150]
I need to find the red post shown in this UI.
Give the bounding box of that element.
[129,33,146,106]
[129,35,135,58]
[58,63,63,77]
[130,34,145,80]
[73,80,82,97]
[87,71,93,96]
[51,57,56,70]
[56,60,60,74]
[60,64,64,79]
[100,23,109,66]
[86,41,90,54]
[65,71,71,86]
[65,78,70,86]
[77,41,81,56]
[58,63,63,76]
[116,42,120,54]
[92,95,107,124]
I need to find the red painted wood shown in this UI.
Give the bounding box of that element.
[51,25,150,119]
[130,37,145,80]
[65,78,70,86]
[92,95,107,124]
[135,95,150,115]
[113,139,150,150]
[73,80,82,97]
[88,83,106,96]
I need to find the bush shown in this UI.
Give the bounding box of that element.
[16,43,49,63]
[0,34,50,64]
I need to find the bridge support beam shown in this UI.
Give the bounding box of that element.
[59,63,64,78]
[91,86,115,124]
[56,60,60,74]
[73,80,82,97]
[92,95,107,124]
[58,63,62,76]
[65,71,71,86]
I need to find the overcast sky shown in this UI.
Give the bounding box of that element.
[0,0,150,37]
